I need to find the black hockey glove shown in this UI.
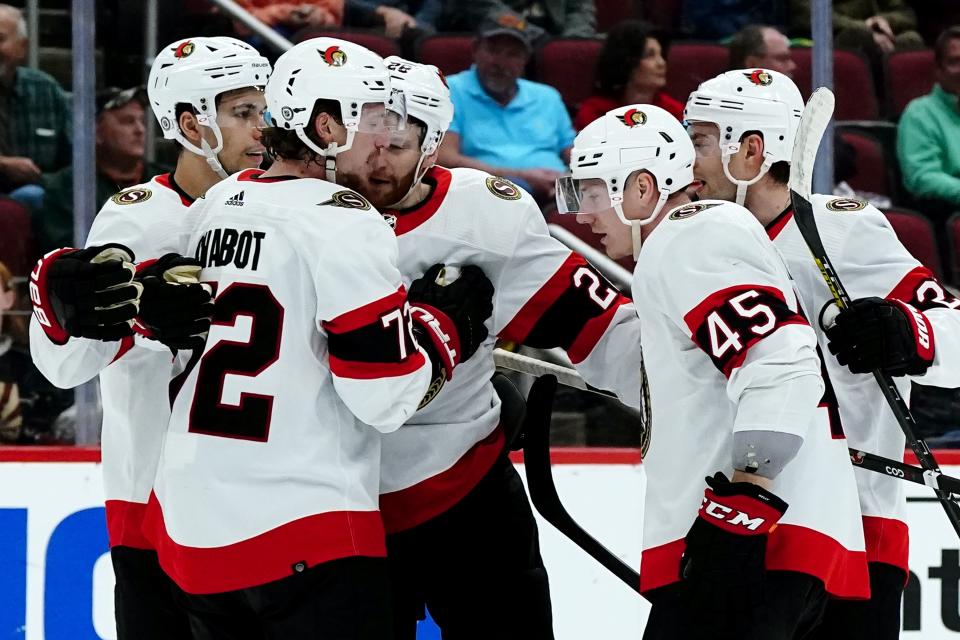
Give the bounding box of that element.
[407,263,494,381]
[680,472,788,633]
[30,244,141,343]
[135,254,214,351]
[824,297,934,377]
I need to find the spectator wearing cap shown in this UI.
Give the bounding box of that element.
[0,4,71,208]
[32,87,167,254]
[897,26,960,213]
[437,0,594,37]
[439,10,575,202]
[728,24,796,78]
[574,20,682,131]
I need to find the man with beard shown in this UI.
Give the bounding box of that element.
[342,55,645,640]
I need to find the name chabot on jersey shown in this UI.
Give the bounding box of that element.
[195,227,266,271]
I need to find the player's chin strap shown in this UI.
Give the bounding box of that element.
[296,128,360,183]
[721,145,773,206]
[386,133,444,209]
[176,117,229,179]
[613,192,670,260]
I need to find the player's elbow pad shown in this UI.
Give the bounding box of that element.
[732,430,804,479]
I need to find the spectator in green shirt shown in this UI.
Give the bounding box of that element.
[897,26,960,215]
[32,87,167,254]
[0,4,71,206]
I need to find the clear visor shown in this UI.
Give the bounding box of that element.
[688,125,723,160]
[352,95,407,134]
[555,176,613,215]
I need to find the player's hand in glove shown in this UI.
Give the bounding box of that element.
[30,244,141,344]
[679,472,788,634]
[407,263,494,381]
[823,297,934,377]
[135,254,213,351]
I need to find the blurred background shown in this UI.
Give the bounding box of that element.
[0,0,959,450]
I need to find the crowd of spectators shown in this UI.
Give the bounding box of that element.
[1,0,959,445]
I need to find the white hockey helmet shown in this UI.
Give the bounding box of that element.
[558,105,694,258]
[384,56,453,157]
[265,37,404,180]
[148,37,272,178]
[684,68,803,205]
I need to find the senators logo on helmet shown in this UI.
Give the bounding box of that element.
[174,41,195,59]
[323,46,347,67]
[620,108,647,127]
[744,69,773,86]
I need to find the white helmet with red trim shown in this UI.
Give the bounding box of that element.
[265,37,405,181]
[148,36,272,178]
[684,68,803,205]
[557,104,694,256]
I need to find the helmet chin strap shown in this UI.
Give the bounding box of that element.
[295,128,359,183]
[721,150,773,206]
[177,119,229,179]
[614,191,671,260]
[388,152,429,208]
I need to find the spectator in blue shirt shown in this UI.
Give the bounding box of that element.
[438,9,575,202]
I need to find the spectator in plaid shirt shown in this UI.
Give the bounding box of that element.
[0,5,71,208]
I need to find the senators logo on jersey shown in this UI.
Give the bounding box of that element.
[485,176,522,201]
[323,46,347,67]
[111,187,153,206]
[318,190,371,210]
[668,202,720,220]
[825,197,866,212]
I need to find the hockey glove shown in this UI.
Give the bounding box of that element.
[680,472,788,631]
[408,263,494,380]
[135,254,214,351]
[30,244,141,343]
[824,297,934,376]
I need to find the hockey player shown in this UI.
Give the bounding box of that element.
[147,39,494,639]
[330,56,645,639]
[565,105,869,638]
[685,68,960,639]
[29,37,272,640]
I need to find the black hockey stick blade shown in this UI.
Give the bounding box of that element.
[521,374,642,594]
[789,89,960,538]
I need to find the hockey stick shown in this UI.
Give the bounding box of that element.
[520,374,642,594]
[850,448,960,496]
[496,348,960,494]
[789,88,960,537]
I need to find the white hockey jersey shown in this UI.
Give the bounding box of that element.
[634,199,869,599]
[767,194,960,574]
[378,167,643,533]
[30,173,195,550]
[145,169,432,594]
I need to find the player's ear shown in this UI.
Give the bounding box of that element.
[313,112,337,147]
[743,132,766,170]
[178,110,203,145]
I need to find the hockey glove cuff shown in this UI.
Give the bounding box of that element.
[411,303,462,381]
[30,244,140,344]
[135,254,214,351]
[679,473,788,629]
[825,297,934,376]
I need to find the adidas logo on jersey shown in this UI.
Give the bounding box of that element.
[226,191,245,206]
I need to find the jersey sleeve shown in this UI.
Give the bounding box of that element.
[27,199,156,388]
[312,212,431,432]
[655,220,824,439]
[833,204,960,387]
[494,200,644,406]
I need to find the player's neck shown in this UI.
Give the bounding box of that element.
[389,180,431,210]
[262,158,326,180]
[743,179,791,227]
[173,153,224,200]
